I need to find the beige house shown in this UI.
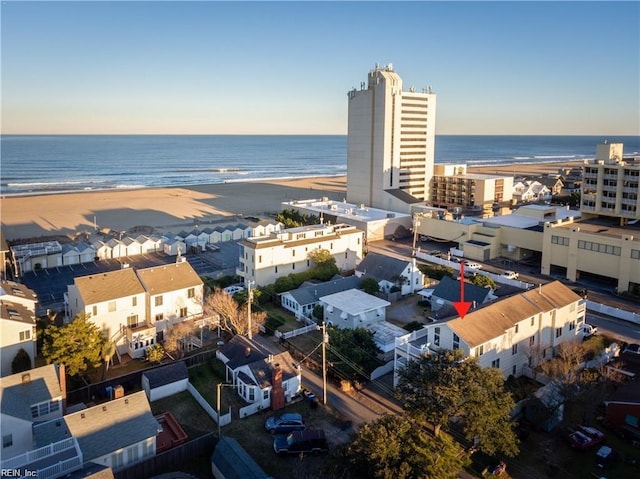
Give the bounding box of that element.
[394,281,585,385]
[238,223,364,287]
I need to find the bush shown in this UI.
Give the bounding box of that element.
[418,264,454,280]
[264,315,286,336]
[403,321,425,332]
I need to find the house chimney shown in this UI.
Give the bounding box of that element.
[270,364,284,411]
[21,372,31,383]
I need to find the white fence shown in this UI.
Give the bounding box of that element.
[187,382,231,428]
[587,300,640,325]
[370,360,395,380]
[275,323,319,340]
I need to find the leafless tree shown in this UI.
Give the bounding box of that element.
[203,288,266,337]
[163,322,194,359]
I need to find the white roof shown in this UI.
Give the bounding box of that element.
[320,289,390,315]
[282,199,411,222]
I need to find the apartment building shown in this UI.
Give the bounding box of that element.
[347,64,436,212]
[238,223,364,287]
[581,141,640,224]
[394,281,586,386]
[0,281,38,377]
[430,164,514,216]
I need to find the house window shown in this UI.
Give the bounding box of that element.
[111,450,124,469]
[307,260,310,267]
[512,365,517,376]
[569,321,576,331]
[263,390,269,400]
[141,438,154,458]
[155,296,163,307]
[530,317,535,326]
[30,400,60,419]
[258,255,262,264]
[155,313,164,322]
[292,249,296,257]
[491,359,500,368]
[453,333,460,350]
[512,344,518,355]
[127,315,138,328]
[188,288,195,298]
[555,327,562,338]
[92,305,98,316]
[249,388,255,401]
[108,301,116,312]
[515,324,519,334]
[345,252,348,258]
[476,345,484,356]
[19,330,30,341]
[2,434,12,448]
[128,445,139,463]
[292,263,295,270]
[530,336,535,346]
[433,327,440,347]
[179,307,187,318]
[132,297,137,307]
[275,266,278,273]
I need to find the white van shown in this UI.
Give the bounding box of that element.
[501,271,519,280]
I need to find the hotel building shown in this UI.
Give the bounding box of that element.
[347,64,436,213]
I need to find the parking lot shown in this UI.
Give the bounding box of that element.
[20,248,233,317]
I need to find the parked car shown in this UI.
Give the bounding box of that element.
[596,445,616,467]
[461,260,482,270]
[273,429,328,455]
[581,324,598,339]
[265,413,306,435]
[566,425,605,450]
[223,285,245,295]
[623,343,640,355]
[501,270,519,280]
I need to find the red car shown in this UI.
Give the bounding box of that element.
[566,425,605,450]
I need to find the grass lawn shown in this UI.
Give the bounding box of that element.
[258,303,300,333]
[150,390,217,439]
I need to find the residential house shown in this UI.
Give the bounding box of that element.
[0,281,38,376]
[11,241,63,276]
[320,289,390,330]
[66,268,147,358]
[280,275,361,319]
[394,281,586,385]
[216,336,301,408]
[428,276,494,317]
[355,252,424,296]
[0,364,67,460]
[238,223,364,287]
[136,261,204,334]
[33,391,161,472]
[539,177,564,197]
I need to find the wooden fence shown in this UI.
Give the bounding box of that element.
[114,433,215,479]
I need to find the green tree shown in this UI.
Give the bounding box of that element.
[343,414,469,479]
[360,277,380,295]
[327,327,382,383]
[468,274,496,290]
[146,344,165,364]
[42,313,106,378]
[308,248,339,280]
[11,348,32,374]
[395,349,519,457]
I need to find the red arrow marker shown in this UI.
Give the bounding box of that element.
[453,262,472,319]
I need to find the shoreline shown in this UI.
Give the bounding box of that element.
[0,161,584,241]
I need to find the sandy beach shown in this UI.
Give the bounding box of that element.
[0,161,584,241]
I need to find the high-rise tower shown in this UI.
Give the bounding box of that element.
[347,64,436,211]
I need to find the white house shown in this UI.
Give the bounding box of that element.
[0,364,68,461]
[163,238,186,257]
[33,391,161,472]
[66,268,148,358]
[11,241,63,276]
[355,252,424,296]
[136,261,204,334]
[320,289,390,329]
[0,300,37,377]
[280,275,361,319]
[238,223,364,287]
[393,281,586,385]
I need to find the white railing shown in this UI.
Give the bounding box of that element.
[37,456,83,479]
[1,437,79,470]
[186,382,231,427]
[275,323,318,340]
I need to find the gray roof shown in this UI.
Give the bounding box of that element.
[211,436,271,479]
[432,276,491,305]
[0,364,63,421]
[286,275,361,306]
[384,188,423,204]
[34,391,160,462]
[247,352,299,389]
[356,252,410,283]
[218,335,268,370]
[142,362,188,389]
[1,300,36,325]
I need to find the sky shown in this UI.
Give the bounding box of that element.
[1,1,639,135]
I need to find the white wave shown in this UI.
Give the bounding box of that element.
[533,155,578,159]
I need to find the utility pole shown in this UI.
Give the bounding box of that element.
[247,280,254,339]
[321,321,328,405]
[412,215,421,257]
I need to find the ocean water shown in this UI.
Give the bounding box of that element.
[1,135,638,196]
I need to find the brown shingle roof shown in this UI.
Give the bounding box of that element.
[448,281,580,348]
[136,261,202,295]
[74,269,145,305]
